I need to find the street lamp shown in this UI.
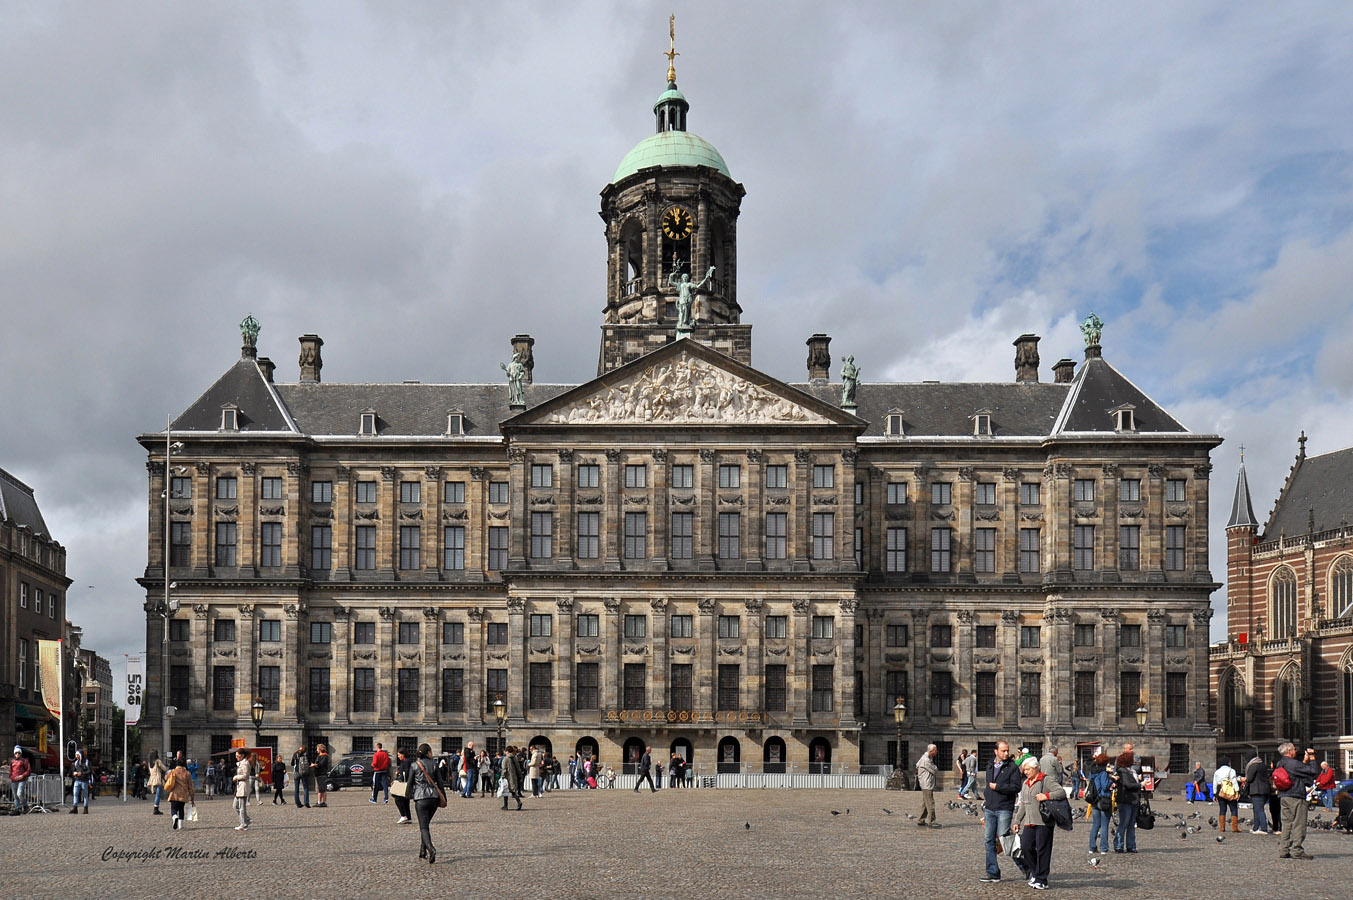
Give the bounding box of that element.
[493,694,507,754]
[892,697,907,771]
[251,697,265,746]
[154,415,185,760]
[1135,702,1149,732]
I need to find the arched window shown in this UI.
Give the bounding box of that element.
[1341,651,1353,738]
[621,737,645,775]
[716,736,741,774]
[762,737,787,774]
[1270,567,1298,637]
[1221,669,1245,741]
[1277,667,1301,741]
[808,737,833,774]
[1330,556,1353,619]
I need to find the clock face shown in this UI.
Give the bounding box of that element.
[661,206,693,240]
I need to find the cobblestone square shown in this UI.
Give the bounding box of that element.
[2,789,1349,899]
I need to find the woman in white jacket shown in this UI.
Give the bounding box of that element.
[231,748,252,831]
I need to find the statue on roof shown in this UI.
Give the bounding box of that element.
[240,314,260,348]
[840,355,860,407]
[668,262,715,332]
[1080,312,1103,348]
[502,351,527,406]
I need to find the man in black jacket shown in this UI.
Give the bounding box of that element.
[1273,742,1320,860]
[980,741,1026,883]
[634,746,657,793]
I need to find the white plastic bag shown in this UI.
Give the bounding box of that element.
[187,802,199,822]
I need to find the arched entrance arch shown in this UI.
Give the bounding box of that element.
[529,735,553,756]
[622,737,645,775]
[763,736,787,774]
[808,737,832,774]
[576,737,599,762]
[669,737,693,762]
[717,736,741,774]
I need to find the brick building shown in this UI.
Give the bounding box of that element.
[139,59,1221,776]
[1211,437,1353,774]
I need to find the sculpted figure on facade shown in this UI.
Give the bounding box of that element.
[502,351,528,406]
[840,355,859,407]
[668,263,715,330]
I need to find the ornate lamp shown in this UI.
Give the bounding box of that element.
[493,694,507,753]
[892,698,907,770]
[251,696,265,745]
[1135,702,1148,732]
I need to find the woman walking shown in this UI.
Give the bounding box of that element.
[231,748,252,831]
[271,756,287,805]
[1085,753,1113,854]
[411,743,446,863]
[393,748,413,825]
[164,756,195,830]
[148,753,167,816]
[1244,752,1272,834]
[314,744,331,808]
[501,745,525,810]
[1213,757,1241,832]
[1012,756,1066,890]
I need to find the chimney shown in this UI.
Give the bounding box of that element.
[1013,334,1040,383]
[257,357,275,383]
[298,334,324,383]
[511,334,535,384]
[1053,358,1076,383]
[805,334,831,382]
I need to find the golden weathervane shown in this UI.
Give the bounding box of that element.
[665,13,679,83]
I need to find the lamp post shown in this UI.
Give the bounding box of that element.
[493,694,507,754]
[1135,702,1149,733]
[154,415,184,760]
[251,697,265,746]
[893,697,907,769]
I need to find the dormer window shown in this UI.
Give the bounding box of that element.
[1112,404,1137,433]
[220,404,239,432]
[886,409,904,437]
[446,411,464,436]
[359,409,377,436]
[971,409,993,436]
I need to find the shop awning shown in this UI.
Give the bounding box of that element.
[14,703,53,721]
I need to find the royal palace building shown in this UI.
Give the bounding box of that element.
[139,58,1221,776]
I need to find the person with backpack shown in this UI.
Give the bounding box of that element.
[1243,752,1272,834]
[1213,757,1241,832]
[1271,742,1320,860]
[1084,753,1114,854]
[1111,753,1141,853]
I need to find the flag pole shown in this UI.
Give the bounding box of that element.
[58,639,65,808]
[122,655,129,802]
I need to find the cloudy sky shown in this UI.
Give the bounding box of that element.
[4,1,1352,699]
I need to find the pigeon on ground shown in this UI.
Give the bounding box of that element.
[882,808,893,815]
[1088,856,1101,867]
[745,822,751,830]
[1180,831,1187,839]
[846,809,850,815]
[831,810,841,816]
[1216,835,1225,843]
[1208,817,1218,827]
[906,813,917,819]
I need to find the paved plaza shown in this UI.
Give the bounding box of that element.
[2,787,1349,899]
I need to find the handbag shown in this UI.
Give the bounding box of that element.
[1040,796,1074,832]
[187,802,199,822]
[389,777,409,798]
[1137,799,1156,830]
[416,761,447,808]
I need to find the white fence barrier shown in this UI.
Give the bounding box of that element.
[544,767,893,791]
[1,774,65,811]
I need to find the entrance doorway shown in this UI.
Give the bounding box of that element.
[717,736,741,774]
[763,737,787,774]
[808,737,832,774]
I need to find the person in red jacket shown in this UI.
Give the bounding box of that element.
[370,743,392,804]
[9,747,32,814]
[1314,761,1338,809]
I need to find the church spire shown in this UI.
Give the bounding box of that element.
[1227,449,1259,529]
[654,15,689,133]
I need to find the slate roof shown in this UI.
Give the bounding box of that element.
[1052,357,1187,434]
[171,358,295,433]
[277,383,573,437]
[0,467,51,537]
[796,382,1068,438]
[1265,447,1353,537]
[1227,461,1259,528]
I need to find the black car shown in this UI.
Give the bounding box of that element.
[323,753,374,791]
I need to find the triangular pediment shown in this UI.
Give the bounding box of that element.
[506,340,861,429]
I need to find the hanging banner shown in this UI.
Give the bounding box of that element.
[38,640,63,720]
[125,655,144,726]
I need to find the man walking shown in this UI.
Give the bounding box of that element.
[461,741,478,799]
[1273,742,1321,860]
[1038,746,1062,785]
[371,743,391,804]
[915,744,939,827]
[962,749,978,799]
[634,746,657,793]
[291,745,312,808]
[980,741,1025,883]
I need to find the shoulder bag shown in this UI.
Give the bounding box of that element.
[389,775,409,798]
[416,761,447,808]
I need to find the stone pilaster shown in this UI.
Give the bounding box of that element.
[649,597,667,710]
[332,466,352,581]
[603,451,621,570]
[1001,610,1020,728]
[651,451,669,569]
[696,598,715,711]
[698,450,716,571]
[955,467,974,579]
[1146,608,1165,729]
[1048,604,1072,728]
[377,607,395,722]
[602,597,621,707]
[239,603,258,722]
[791,598,810,726]
[556,598,575,721]
[744,598,764,713]
[239,463,257,571]
[466,607,485,720]
[556,451,574,570]
[285,461,305,577]
[745,450,764,571]
[508,449,527,569]
[792,450,812,572]
[955,609,973,726]
[422,607,439,723]
[838,599,858,727]
[332,606,351,724]
[379,466,397,576]
[1100,609,1120,722]
[424,467,441,578]
[507,597,526,723]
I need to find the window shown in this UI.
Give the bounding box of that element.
[718,615,741,639]
[974,528,996,573]
[1074,671,1096,717]
[1073,479,1095,502]
[886,412,904,435]
[718,513,740,559]
[1073,525,1095,570]
[623,615,647,639]
[18,639,26,689]
[930,624,952,647]
[672,464,694,489]
[765,465,787,489]
[1271,567,1297,637]
[670,615,693,638]
[1119,623,1142,647]
[1119,525,1140,570]
[261,477,283,500]
[359,411,376,434]
[312,525,332,570]
[1017,528,1040,573]
[1020,482,1041,505]
[575,663,599,709]
[624,465,646,489]
[443,481,465,504]
[811,513,834,560]
[487,622,508,645]
[886,528,907,572]
[213,619,236,642]
[442,622,464,644]
[1166,624,1187,648]
[163,664,189,708]
[485,670,507,712]
[1119,479,1140,502]
[529,662,553,709]
[530,512,553,559]
[353,669,375,712]
[446,412,464,435]
[488,481,508,505]
[530,464,553,488]
[930,482,952,505]
[398,622,420,644]
[443,526,465,570]
[1332,557,1353,618]
[400,481,421,504]
[1019,672,1040,718]
[216,476,237,500]
[1166,672,1187,718]
[669,512,692,559]
[577,464,600,488]
[355,481,377,503]
[212,666,235,710]
[975,672,997,718]
[441,669,464,712]
[353,622,375,644]
[215,523,237,566]
[975,482,996,505]
[1020,626,1041,649]
[260,522,282,567]
[765,513,787,559]
[930,528,951,572]
[886,482,907,504]
[972,624,996,648]
[764,665,787,711]
[488,526,508,571]
[622,663,645,709]
[169,522,191,566]
[1074,624,1095,647]
[624,513,647,560]
[803,615,830,640]
[1166,526,1186,570]
[529,614,552,637]
[929,671,953,716]
[310,621,332,644]
[353,525,377,570]
[1119,671,1142,718]
[309,668,331,712]
[577,614,599,638]
[397,669,419,712]
[19,583,27,609]
[170,476,192,499]
[812,465,834,489]
[886,624,909,647]
[812,665,834,711]
[717,664,739,710]
[718,465,741,488]
[765,615,787,639]
[1166,479,1187,502]
[855,482,864,504]
[258,666,280,710]
[259,620,281,642]
[670,663,693,708]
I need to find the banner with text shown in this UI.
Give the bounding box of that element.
[125,655,143,726]
[38,639,62,720]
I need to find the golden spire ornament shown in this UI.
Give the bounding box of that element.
[665,13,679,84]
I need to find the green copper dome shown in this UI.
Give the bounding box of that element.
[612,130,731,183]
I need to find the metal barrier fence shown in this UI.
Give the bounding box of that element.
[1,774,66,811]
[537,764,895,791]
